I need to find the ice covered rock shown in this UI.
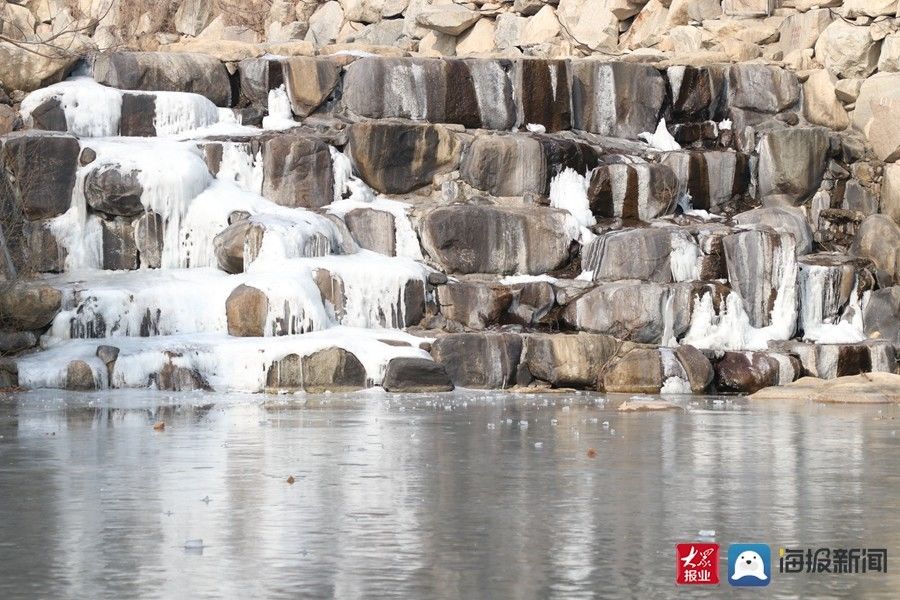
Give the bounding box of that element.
[382,357,454,392]
[430,333,523,389]
[84,164,144,217]
[348,121,461,194]
[420,204,575,275]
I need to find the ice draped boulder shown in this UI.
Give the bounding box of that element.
[93,52,232,106]
[571,61,666,139]
[347,121,461,194]
[420,204,575,275]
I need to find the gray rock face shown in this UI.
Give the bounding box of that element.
[101,218,138,270]
[507,280,556,326]
[733,206,813,255]
[119,93,158,137]
[382,357,454,392]
[756,127,829,206]
[282,56,342,117]
[342,57,517,130]
[343,208,396,256]
[862,287,900,344]
[266,347,368,392]
[460,134,600,198]
[348,121,461,194]
[0,331,37,355]
[152,360,211,391]
[588,163,678,221]
[22,220,65,273]
[798,253,873,337]
[84,164,144,217]
[93,52,232,106]
[561,281,726,344]
[722,228,795,328]
[436,280,513,329]
[661,150,751,214]
[0,282,62,330]
[581,228,675,283]
[238,57,285,108]
[850,215,900,284]
[522,332,618,388]
[420,204,575,275]
[572,61,666,139]
[226,284,269,337]
[2,131,79,220]
[262,134,334,209]
[726,64,800,115]
[135,211,164,269]
[430,333,523,389]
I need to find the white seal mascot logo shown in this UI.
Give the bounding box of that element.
[732,551,767,580]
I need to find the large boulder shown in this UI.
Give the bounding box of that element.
[726,64,799,114]
[732,207,813,255]
[214,220,265,274]
[862,287,900,344]
[266,347,368,392]
[93,52,232,106]
[777,9,833,56]
[600,346,712,394]
[722,228,796,328]
[461,134,600,198]
[83,164,144,217]
[667,65,725,122]
[420,204,575,275]
[0,282,62,330]
[587,162,678,221]
[850,215,900,284]
[556,0,619,51]
[802,70,849,131]
[382,357,454,392]
[756,127,829,206]
[661,150,751,214]
[522,332,618,388]
[0,39,83,92]
[436,280,513,330]
[714,350,797,393]
[66,360,98,391]
[571,61,666,139]
[2,131,79,220]
[342,57,518,130]
[282,56,342,117]
[581,228,676,283]
[430,333,523,389]
[226,284,269,337]
[814,20,882,80]
[771,340,896,379]
[343,208,396,256]
[561,281,725,344]
[348,121,461,194]
[261,134,334,209]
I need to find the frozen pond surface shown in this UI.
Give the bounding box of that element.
[0,389,898,599]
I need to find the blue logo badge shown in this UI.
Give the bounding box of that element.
[728,544,771,587]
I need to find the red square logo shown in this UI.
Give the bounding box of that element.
[676,543,720,585]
